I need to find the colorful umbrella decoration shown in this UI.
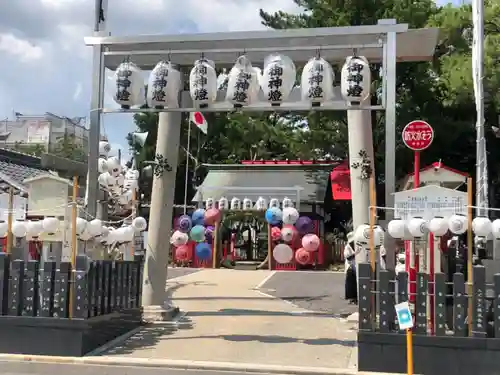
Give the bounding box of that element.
[195,242,212,260]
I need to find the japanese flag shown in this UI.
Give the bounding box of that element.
[190,112,208,134]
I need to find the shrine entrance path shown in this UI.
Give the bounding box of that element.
[99,269,358,369]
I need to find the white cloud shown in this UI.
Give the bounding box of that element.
[73,82,83,101]
[0,33,44,62]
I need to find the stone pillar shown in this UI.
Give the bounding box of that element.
[347,108,375,265]
[141,112,182,322]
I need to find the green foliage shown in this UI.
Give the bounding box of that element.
[13,142,46,157]
[53,134,86,162]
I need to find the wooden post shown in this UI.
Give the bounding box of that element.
[268,224,272,270]
[212,220,220,269]
[6,187,13,254]
[467,176,473,336]
[69,176,78,319]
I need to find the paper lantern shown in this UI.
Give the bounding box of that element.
[98,172,115,190]
[106,157,121,178]
[295,248,311,265]
[0,220,7,237]
[340,56,371,104]
[265,207,283,225]
[79,228,93,241]
[205,198,214,210]
[407,217,428,238]
[132,216,148,232]
[171,230,189,247]
[99,141,111,157]
[114,226,134,242]
[295,216,314,235]
[242,198,252,210]
[272,243,294,264]
[86,219,103,237]
[113,61,144,109]
[282,207,299,225]
[281,225,297,243]
[300,56,334,106]
[189,58,217,108]
[190,225,206,242]
[448,214,467,235]
[75,217,87,235]
[98,158,108,173]
[195,242,212,260]
[472,216,492,237]
[302,233,320,252]
[175,245,191,262]
[354,224,382,246]
[12,220,27,238]
[218,197,228,210]
[226,55,259,108]
[271,226,282,241]
[282,197,293,208]
[115,174,125,189]
[269,198,279,208]
[387,218,408,240]
[192,209,206,226]
[230,197,241,210]
[374,225,385,247]
[428,216,448,237]
[204,208,221,225]
[147,60,182,109]
[256,197,267,210]
[261,54,296,106]
[492,219,500,239]
[26,220,43,238]
[42,216,59,234]
[217,69,229,91]
[178,215,192,233]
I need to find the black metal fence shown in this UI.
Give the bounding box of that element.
[0,253,143,319]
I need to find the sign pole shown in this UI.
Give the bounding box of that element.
[414,151,420,189]
[467,176,473,336]
[407,326,414,375]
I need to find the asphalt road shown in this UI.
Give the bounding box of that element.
[167,267,199,280]
[0,362,256,375]
[259,271,356,317]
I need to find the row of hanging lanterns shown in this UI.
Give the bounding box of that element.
[112,54,371,109]
[204,196,294,211]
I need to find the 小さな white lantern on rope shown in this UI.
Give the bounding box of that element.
[407,217,428,238]
[269,198,279,208]
[218,197,228,210]
[282,207,299,225]
[428,216,449,237]
[75,217,87,235]
[256,197,267,211]
[472,216,492,237]
[0,221,7,238]
[205,198,214,210]
[113,60,144,109]
[354,224,382,247]
[491,219,500,239]
[300,55,335,106]
[242,198,252,210]
[448,214,467,234]
[26,220,43,238]
[11,220,27,238]
[189,58,217,108]
[147,60,182,109]
[226,55,259,108]
[230,197,241,210]
[340,56,371,104]
[387,218,406,239]
[261,54,296,106]
[87,219,103,237]
[98,158,108,173]
[374,225,385,247]
[282,197,293,208]
[99,141,111,157]
[79,228,93,241]
[106,157,122,178]
[132,216,147,232]
[42,216,59,234]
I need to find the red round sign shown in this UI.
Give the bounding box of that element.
[402,120,434,151]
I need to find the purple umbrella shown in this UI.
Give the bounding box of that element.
[295,216,314,235]
[205,226,215,243]
[178,215,192,233]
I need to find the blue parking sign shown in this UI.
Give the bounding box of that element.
[395,301,413,330]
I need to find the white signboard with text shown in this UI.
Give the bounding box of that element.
[394,185,467,220]
[0,193,26,221]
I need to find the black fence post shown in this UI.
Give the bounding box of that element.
[396,271,408,332]
[453,272,467,337]
[358,263,372,331]
[379,269,393,333]
[123,261,131,308]
[40,261,56,317]
[115,261,123,309]
[23,260,39,316]
[87,261,96,317]
[0,253,10,315]
[494,273,500,338]
[8,260,24,316]
[472,265,487,337]
[109,262,117,311]
[415,272,428,335]
[95,261,104,316]
[53,262,71,318]
[72,255,89,319]
[103,260,111,313]
[434,272,446,336]
[136,258,143,307]
[130,261,137,307]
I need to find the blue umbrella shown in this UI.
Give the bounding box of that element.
[265,207,283,225]
[195,242,212,260]
[192,209,206,226]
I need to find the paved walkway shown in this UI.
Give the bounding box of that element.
[102,269,357,370]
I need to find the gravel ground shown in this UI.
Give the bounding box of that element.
[167,267,200,280]
[258,271,357,317]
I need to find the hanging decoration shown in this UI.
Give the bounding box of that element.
[282,207,299,225]
[428,216,448,237]
[295,248,311,265]
[171,230,189,247]
[205,198,214,210]
[99,141,111,157]
[261,54,296,106]
[340,56,371,104]
[147,60,182,109]
[472,216,492,237]
[300,55,334,106]
[218,197,228,210]
[0,221,7,238]
[204,208,221,225]
[242,198,253,210]
[230,197,241,211]
[113,60,144,109]
[269,198,279,208]
[271,226,282,241]
[281,225,297,243]
[195,242,212,260]
[448,214,468,235]
[256,197,267,211]
[282,197,293,208]
[265,207,282,226]
[226,55,258,108]
[216,68,229,91]
[190,225,206,243]
[189,58,217,108]
[273,243,294,264]
[192,209,206,226]
[177,215,192,233]
[175,245,190,262]
[302,233,320,252]
[295,216,314,235]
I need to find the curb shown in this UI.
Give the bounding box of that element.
[0,354,404,375]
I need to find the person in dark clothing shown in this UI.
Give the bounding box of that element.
[344,232,358,304]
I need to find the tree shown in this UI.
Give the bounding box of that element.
[53,134,86,162]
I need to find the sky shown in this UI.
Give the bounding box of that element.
[0,0,458,158]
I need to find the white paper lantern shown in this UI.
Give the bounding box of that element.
[340,56,371,103]
[115,174,125,189]
[0,220,7,237]
[132,216,147,232]
[491,219,500,239]
[98,158,108,173]
[448,214,467,235]
[387,219,406,239]
[205,198,214,210]
[407,217,428,238]
[218,197,228,210]
[354,224,381,246]
[42,216,59,234]
[171,230,189,247]
[12,220,27,238]
[147,60,182,109]
[113,61,144,109]
[269,198,279,208]
[122,226,135,242]
[374,225,385,247]
[282,207,299,225]
[75,217,87,235]
[98,172,116,190]
[189,58,217,108]
[300,56,335,106]
[261,54,296,106]
[242,198,252,210]
[79,228,93,241]
[99,141,111,157]
[250,67,262,102]
[87,219,103,237]
[217,69,229,91]
[272,243,294,264]
[226,55,259,108]
[256,197,267,210]
[428,216,449,237]
[472,216,492,237]
[26,220,43,238]
[106,157,122,178]
[282,197,293,208]
[230,197,241,210]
